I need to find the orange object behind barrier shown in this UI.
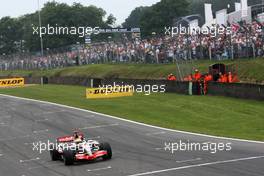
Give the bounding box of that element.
[167,74,177,81]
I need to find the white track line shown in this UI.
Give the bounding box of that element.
[87,166,112,172]
[28,163,62,170]
[0,154,3,157]
[176,158,202,163]
[20,157,40,163]
[79,123,119,130]
[33,129,49,134]
[127,155,264,176]
[146,131,166,136]
[154,148,163,151]
[0,94,263,144]
[24,142,34,146]
[34,110,65,115]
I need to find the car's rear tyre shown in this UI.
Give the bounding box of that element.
[100,142,112,160]
[50,149,61,161]
[63,150,75,165]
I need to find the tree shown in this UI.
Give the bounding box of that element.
[0,1,115,53]
[123,0,190,36]
[125,0,261,37]
[140,0,190,36]
[106,14,116,26]
[0,17,23,54]
[122,6,150,28]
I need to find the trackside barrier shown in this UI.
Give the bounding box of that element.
[208,82,264,100]
[0,78,24,88]
[16,76,264,101]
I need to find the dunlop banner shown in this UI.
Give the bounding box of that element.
[86,86,134,99]
[0,78,25,88]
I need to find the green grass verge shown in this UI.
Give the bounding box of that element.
[0,84,263,141]
[1,58,264,83]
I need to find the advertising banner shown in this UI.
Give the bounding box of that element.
[86,86,134,99]
[0,78,24,88]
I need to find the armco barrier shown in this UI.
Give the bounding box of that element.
[48,77,101,87]
[100,78,264,100]
[208,82,264,100]
[25,77,42,84]
[101,78,189,94]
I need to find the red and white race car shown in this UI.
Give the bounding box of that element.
[50,131,112,165]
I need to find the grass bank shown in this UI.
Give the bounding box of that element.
[0,84,263,141]
[1,58,264,83]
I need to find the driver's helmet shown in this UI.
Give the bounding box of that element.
[73,130,84,144]
[73,131,79,139]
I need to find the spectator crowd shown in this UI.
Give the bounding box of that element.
[0,21,263,71]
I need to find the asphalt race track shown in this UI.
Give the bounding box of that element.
[0,94,263,176]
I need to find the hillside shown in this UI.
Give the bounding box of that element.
[0,58,264,83]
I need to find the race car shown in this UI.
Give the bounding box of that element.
[49,131,112,165]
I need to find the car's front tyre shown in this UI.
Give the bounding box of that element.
[100,142,112,160]
[50,149,61,161]
[63,149,75,165]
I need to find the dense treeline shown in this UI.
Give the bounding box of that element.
[0,2,115,54]
[123,0,261,34]
[123,0,190,36]
[0,0,262,54]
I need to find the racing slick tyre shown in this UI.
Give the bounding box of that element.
[50,149,61,161]
[100,142,112,160]
[63,150,75,165]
